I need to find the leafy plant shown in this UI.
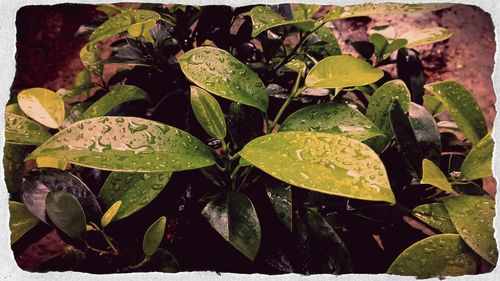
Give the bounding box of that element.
[6,3,496,277]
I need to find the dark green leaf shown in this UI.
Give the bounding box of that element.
[443,195,497,265]
[412,203,457,233]
[5,103,25,116]
[3,144,31,194]
[461,132,493,179]
[5,112,52,145]
[46,190,87,240]
[202,191,261,260]
[179,46,268,112]
[140,248,179,272]
[27,117,215,172]
[368,33,388,57]
[240,132,395,203]
[190,86,226,140]
[9,201,39,244]
[421,159,452,192]
[408,102,441,163]
[249,6,315,37]
[227,102,264,150]
[265,181,292,231]
[17,88,65,128]
[99,172,172,221]
[351,41,374,60]
[143,216,166,256]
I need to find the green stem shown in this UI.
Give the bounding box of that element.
[230,164,242,179]
[127,255,151,270]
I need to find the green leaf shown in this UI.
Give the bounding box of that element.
[285,59,306,75]
[27,116,215,172]
[80,85,149,120]
[17,88,65,128]
[421,159,452,192]
[140,248,179,272]
[325,3,452,21]
[384,38,408,56]
[443,195,498,265]
[280,103,384,141]
[96,4,124,17]
[461,132,493,179]
[401,27,453,48]
[89,9,160,43]
[423,95,446,116]
[387,234,478,278]
[239,132,395,203]
[9,201,39,245]
[45,190,87,240]
[100,200,122,227]
[293,4,321,20]
[143,216,166,256]
[412,203,457,233]
[99,172,172,221]
[265,181,292,232]
[408,102,442,163]
[249,6,315,37]
[365,80,411,151]
[190,86,226,140]
[5,112,52,145]
[368,33,388,57]
[179,46,268,112]
[80,43,102,75]
[202,191,261,260]
[424,81,487,144]
[4,144,31,194]
[305,55,384,89]
[36,157,67,170]
[310,26,342,56]
[5,103,25,116]
[127,19,156,38]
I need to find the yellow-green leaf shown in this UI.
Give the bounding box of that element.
[190,86,226,140]
[36,157,67,170]
[401,27,453,48]
[100,200,122,227]
[80,43,102,76]
[9,201,39,245]
[5,112,52,145]
[421,159,452,192]
[239,132,395,204]
[17,88,65,128]
[143,216,166,256]
[461,132,493,179]
[412,203,457,233]
[127,19,156,38]
[249,6,315,37]
[423,95,446,116]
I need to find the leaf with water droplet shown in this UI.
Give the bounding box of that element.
[190,86,226,140]
[100,200,121,227]
[80,43,102,76]
[80,85,149,120]
[249,5,315,37]
[127,19,156,40]
[265,180,292,232]
[387,234,478,278]
[412,203,457,233]
[5,103,26,116]
[17,88,65,128]
[202,191,261,260]
[9,201,39,245]
[240,132,395,203]
[305,55,383,89]
[424,81,487,144]
[408,102,441,163]
[280,103,384,142]
[143,216,166,256]
[99,171,171,221]
[443,195,497,265]
[421,159,452,192]
[4,144,31,194]
[423,95,446,116]
[179,46,268,112]
[401,27,453,48]
[27,117,215,172]
[5,112,52,145]
[293,4,321,20]
[461,132,493,180]
[46,190,87,240]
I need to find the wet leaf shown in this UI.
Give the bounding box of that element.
[461,132,493,179]
[421,159,452,192]
[127,19,156,38]
[408,103,441,163]
[443,195,497,265]
[423,95,446,116]
[5,103,25,116]
[401,27,453,48]
[280,103,384,141]
[80,85,149,120]
[293,4,321,20]
[387,234,478,278]
[285,59,306,74]
[412,203,457,233]
[424,81,487,144]
[265,181,292,231]
[46,190,87,240]
[80,43,102,75]
[5,112,52,145]
[100,200,121,227]
[27,117,215,172]
[227,102,264,149]
[202,191,261,260]
[3,144,31,194]
[9,201,39,244]
[240,132,395,203]
[190,86,226,140]
[36,157,67,170]
[143,216,166,256]
[89,9,160,43]
[99,172,172,221]
[17,88,65,128]
[179,46,268,112]
[305,55,384,89]
[249,6,315,37]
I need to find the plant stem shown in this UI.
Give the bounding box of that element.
[126,255,151,270]
[88,221,119,255]
[268,75,306,133]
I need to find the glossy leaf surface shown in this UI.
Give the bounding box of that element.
[202,191,261,260]
[412,203,457,233]
[190,86,226,140]
[424,81,487,144]
[250,6,315,37]
[143,216,166,256]
[80,85,149,120]
[240,132,395,203]
[387,234,477,278]
[4,144,31,194]
[9,201,39,244]
[36,157,67,170]
[280,103,384,141]
[179,47,268,111]
[421,159,452,192]
[265,181,292,231]
[305,55,384,89]
[5,113,51,145]
[461,132,493,179]
[401,27,453,48]
[100,200,121,227]
[423,95,446,116]
[80,43,102,75]
[408,102,441,163]
[28,117,215,172]
[46,190,87,240]
[17,88,65,128]
[99,172,172,221]
[443,195,498,265]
